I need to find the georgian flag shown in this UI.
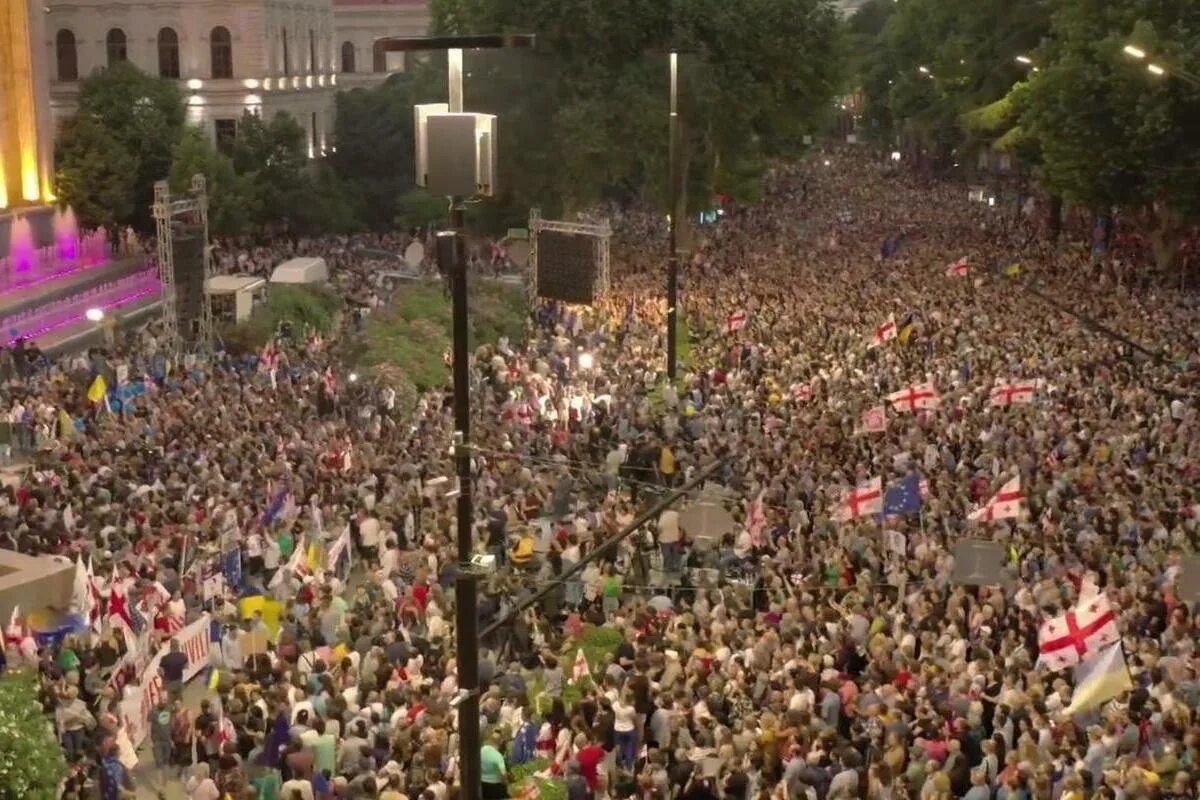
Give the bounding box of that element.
[967,476,1023,522]
[990,382,1037,407]
[869,313,897,348]
[945,257,969,277]
[1038,594,1120,671]
[724,310,748,334]
[834,476,883,522]
[886,382,941,412]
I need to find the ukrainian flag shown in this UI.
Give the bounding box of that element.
[1064,644,1133,715]
[897,312,916,345]
[86,374,107,403]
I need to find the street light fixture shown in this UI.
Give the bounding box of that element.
[85,308,104,323]
[1147,63,1166,76]
[1015,55,1032,65]
[1124,45,1146,60]
[918,65,930,74]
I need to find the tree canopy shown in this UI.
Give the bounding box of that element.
[853,0,1200,269]
[54,63,364,238]
[329,0,844,224]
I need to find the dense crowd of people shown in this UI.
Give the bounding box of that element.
[2,146,1200,800]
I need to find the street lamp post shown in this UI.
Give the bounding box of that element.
[666,51,680,382]
[1123,43,1200,88]
[376,34,534,800]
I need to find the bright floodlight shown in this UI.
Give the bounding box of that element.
[85,308,104,322]
[918,66,930,74]
[823,159,831,167]
[577,352,594,370]
[1015,55,1032,65]
[349,372,359,383]
[1147,63,1166,76]
[890,151,902,161]
[1124,45,1146,60]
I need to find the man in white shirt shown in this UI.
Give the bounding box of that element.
[358,513,381,563]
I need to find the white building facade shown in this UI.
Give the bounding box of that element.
[334,0,430,91]
[44,0,343,155]
[43,0,430,154]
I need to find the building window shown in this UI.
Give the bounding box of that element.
[214,119,237,155]
[282,29,290,76]
[372,40,387,73]
[157,27,180,79]
[55,29,78,81]
[105,28,127,67]
[340,41,355,73]
[210,26,233,79]
[309,29,317,72]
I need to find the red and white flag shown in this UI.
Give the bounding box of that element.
[724,310,748,334]
[323,367,337,395]
[1038,594,1120,671]
[4,604,24,646]
[945,257,970,277]
[860,405,887,434]
[107,578,134,631]
[869,313,897,347]
[990,382,1037,407]
[967,476,1023,522]
[834,476,883,522]
[791,383,813,403]
[886,382,941,413]
[260,343,280,389]
[570,648,591,684]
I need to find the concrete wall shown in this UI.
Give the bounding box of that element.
[0,550,75,637]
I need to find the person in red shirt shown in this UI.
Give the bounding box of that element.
[575,735,606,791]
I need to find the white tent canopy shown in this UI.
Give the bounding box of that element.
[269,257,329,285]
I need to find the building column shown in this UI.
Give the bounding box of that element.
[0,0,49,207]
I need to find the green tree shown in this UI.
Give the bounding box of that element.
[330,75,423,230]
[72,61,186,230]
[169,127,260,237]
[54,114,139,237]
[856,0,1049,166]
[0,672,68,800]
[233,111,319,233]
[1019,0,1200,270]
[426,0,843,216]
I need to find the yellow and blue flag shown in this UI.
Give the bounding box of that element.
[86,374,107,404]
[1064,644,1133,715]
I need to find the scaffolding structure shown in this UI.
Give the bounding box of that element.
[151,175,212,354]
[528,209,612,303]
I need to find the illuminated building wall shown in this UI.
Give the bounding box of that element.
[0,0,55,209]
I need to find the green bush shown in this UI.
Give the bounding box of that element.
[360,279,527,392]
[223,284,342,354]
[0,672,68,800]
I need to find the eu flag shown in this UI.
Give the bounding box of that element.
[882,473,923,517]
